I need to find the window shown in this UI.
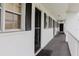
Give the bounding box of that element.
[49,16,53,28]
[44,13,47,29]
[0,4,2,30]
[53,20,55,28]
[0,3,25,32]
[50,17,53,28]
[5,11,21,29]
[5,3,21,13]
[5,3,22,31]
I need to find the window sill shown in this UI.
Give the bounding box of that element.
[4,29,23,32]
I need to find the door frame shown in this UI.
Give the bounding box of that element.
[34,7,42,53]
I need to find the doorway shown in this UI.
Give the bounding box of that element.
[35,8,41,53]
[60,23,63,32]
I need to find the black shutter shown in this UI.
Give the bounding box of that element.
[25,3,32,30]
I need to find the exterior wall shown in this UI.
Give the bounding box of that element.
[33,4,57,55]
[66,32,78,56]
[0,31,34,56]
[64,12,79,56]
[0,3,57,56]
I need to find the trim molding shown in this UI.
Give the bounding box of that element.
[67,31,79,42]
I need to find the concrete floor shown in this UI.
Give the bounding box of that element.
[37,33,71,56]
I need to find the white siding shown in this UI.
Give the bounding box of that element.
[0,3,57,56]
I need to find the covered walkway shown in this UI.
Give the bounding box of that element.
[37,33,71,56]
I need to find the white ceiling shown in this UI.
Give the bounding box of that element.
[42,3,68,20]
[41,3,69,20]
[41,3,79,21]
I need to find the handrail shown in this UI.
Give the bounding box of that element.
[67,31,79,42]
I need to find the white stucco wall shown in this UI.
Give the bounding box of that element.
[64,12,79,56]
[34,4,57,55]
[0,3,57,56]
[0,31,34,56]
